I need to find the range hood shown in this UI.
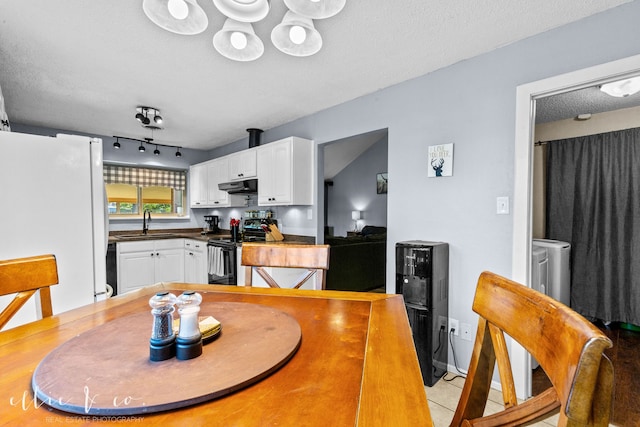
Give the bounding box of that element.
[218,179,258,194]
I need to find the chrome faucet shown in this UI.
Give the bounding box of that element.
[143,209,152,235]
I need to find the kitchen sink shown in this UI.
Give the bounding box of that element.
[115,233,178,240]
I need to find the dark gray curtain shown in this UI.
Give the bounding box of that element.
[546,127,640,326]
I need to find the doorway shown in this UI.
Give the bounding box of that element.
[322,128,388,237]
[513,53,640,399]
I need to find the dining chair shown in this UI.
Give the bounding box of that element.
[0,254,59,329]
[450,271,613,427]
[241,243,330,289]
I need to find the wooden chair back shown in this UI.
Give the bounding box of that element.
[0,254,59,329]
[450,271,613,427]
[241,243,330,289]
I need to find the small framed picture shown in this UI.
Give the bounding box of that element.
[376,173,388,194]
[428,143,453,177]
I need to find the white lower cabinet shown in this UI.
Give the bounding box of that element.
[117,239,185,294]
[184,239,208,284]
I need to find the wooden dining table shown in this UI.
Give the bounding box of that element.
[0,283,433,426]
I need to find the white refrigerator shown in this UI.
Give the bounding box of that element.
[0,132,107,330]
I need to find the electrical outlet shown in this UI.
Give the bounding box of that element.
[449,318,459,336]
[438,315,447,330]
[460,322,473,341]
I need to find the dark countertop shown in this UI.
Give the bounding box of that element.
[109,228,315,245]
[109,228,229,243]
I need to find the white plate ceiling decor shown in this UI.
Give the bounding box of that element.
[212,0,271,23]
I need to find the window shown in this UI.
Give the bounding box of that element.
[104,165,186,218]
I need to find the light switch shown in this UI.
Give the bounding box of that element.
[497,196,509,214]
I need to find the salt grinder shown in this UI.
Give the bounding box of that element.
[175,291,203,360]
[149,291,177,362]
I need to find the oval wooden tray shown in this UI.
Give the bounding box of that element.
[32,301,301,416]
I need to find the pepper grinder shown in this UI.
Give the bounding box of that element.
[175,291,203,360]
[149,291,178,361]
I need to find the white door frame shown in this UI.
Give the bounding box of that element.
[512,53,640,399]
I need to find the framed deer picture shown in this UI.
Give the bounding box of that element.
[428,143,453,177]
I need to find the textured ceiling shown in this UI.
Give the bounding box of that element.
[0,0,632,150]
[536,83,640,123]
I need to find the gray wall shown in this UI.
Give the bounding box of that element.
[214,2,640,374]
[326,136,388,236]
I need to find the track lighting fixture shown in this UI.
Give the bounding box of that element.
[113,135,184,158]
[135,106,163,129]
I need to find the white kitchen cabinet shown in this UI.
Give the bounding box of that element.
[190,157,245,208]
[184,239,208,284]
[227,149,257,181]
[256,137,314,206]
[206,157,231,206]
[117,239,185,294]
[189,163,208,207]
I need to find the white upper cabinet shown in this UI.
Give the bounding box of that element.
[257,137,314,206]
[190,136,314,208]
[227,149,257,181]
[189,163,208,207]
[207,157,231,206]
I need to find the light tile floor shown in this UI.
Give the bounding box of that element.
[426,373,559,426]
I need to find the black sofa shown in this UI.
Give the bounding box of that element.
[325,226,387,292]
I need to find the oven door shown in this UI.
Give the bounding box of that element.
[207,243,237,285]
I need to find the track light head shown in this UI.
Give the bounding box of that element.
[175,147,182,158]
[154,114,163,124]
[113,138,121,149]
[138,143,146,152]
[154,145,160,156]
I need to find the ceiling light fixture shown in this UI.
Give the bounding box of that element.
[143,0,346,61]
[142,0,208,35]
[113,135,185,158]
[284,0,345,19]
[135,107,164,129]
[272,11,322,57]
[600,76,640,98]
[213,19,264,61]
[113,137,121,149]
[212,0,270,22]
